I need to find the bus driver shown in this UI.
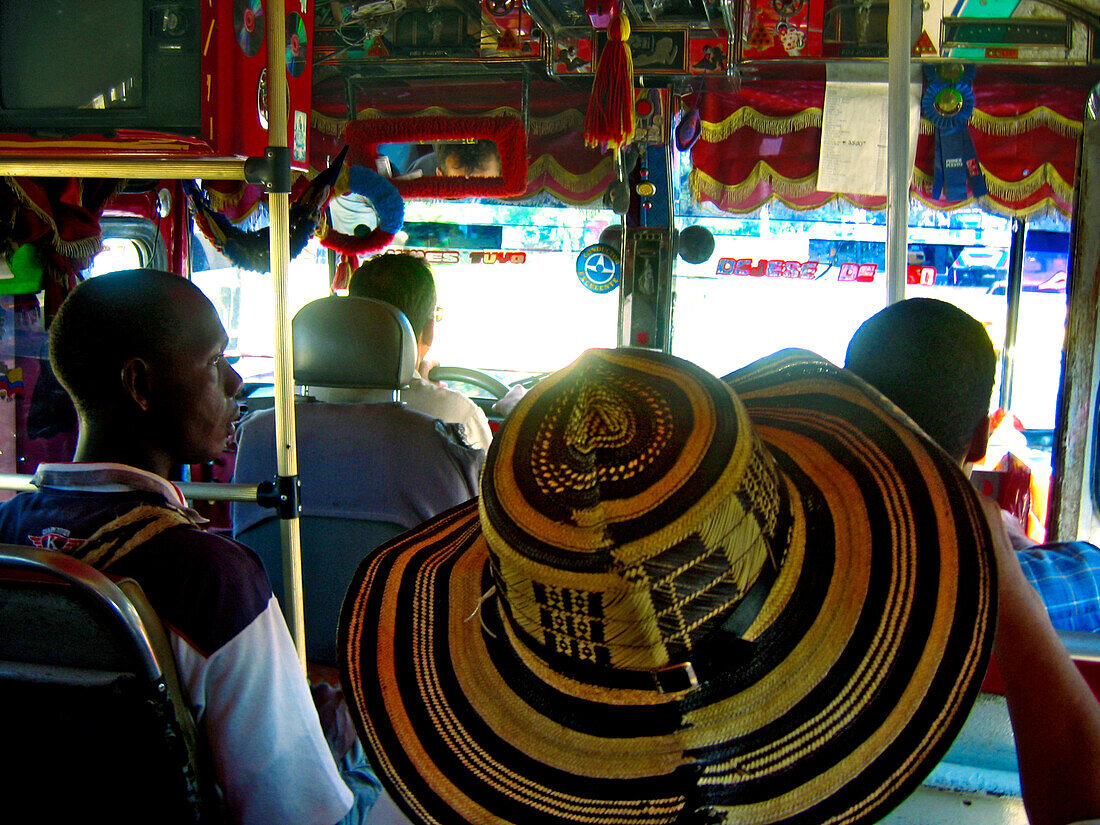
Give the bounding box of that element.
[331,251,493,452]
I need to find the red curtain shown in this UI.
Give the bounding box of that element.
[687,73,1090,218]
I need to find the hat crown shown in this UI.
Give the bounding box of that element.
[565,381,639,454]
[534,363,672,500]
[481,348,790,677]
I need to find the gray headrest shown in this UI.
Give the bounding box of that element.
[293,296,418,389]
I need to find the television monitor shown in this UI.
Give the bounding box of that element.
[0,0,200,136]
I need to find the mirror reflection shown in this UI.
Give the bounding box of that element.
[379,139,502,179]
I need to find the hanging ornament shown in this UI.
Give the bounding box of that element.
[186,145,349,274]
[675,103,701,152]
[332,252,360,292]
[584,10,635,150]
[316,164,404,258]
[922,64,986,202]
[585,0,618,29]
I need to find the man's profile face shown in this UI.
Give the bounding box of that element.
[439,153,502,178]
[145,290,243,464]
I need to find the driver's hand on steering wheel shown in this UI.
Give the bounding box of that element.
[420,357,441,384]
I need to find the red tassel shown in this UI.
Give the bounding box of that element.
[584,12,635,149]
[331,253,359,291]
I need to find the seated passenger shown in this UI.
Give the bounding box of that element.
[331,251,492,452]
[339,346,999,825]
[232,295,482,666]
[0,269,355,825]
[980,493,1100,825]
[844,297,1100,633]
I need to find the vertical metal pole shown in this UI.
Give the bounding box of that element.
[1000,217,1027,410]
[662,136,676,354]
[266,0,306,668]
[886,0,912,305]
[615,148,630,347]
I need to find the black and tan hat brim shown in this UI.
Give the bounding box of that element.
[340,348,995,825]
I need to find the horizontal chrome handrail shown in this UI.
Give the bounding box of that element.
[0,473,261,505]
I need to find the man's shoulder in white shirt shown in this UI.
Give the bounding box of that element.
[401,373,493,452]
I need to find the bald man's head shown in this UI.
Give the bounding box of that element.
[50,269,216,421]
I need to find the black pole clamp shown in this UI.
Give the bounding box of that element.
[255,474,301,520]
[244,146,293,194]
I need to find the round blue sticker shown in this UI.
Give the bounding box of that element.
[576,243,621,293]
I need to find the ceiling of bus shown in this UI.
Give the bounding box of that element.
[315,0,1100,88]
[527,0,725,32]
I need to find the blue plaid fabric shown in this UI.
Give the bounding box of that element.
[1017,542,1100,633]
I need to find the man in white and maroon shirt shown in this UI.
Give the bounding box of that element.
[0,269,358,825]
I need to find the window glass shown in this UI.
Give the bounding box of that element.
[190,198,621,393]
[401,201,619,386]
[190,219,331,387]
[85,237,144,277]
[672,151,1069,539]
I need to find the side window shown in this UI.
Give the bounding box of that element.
[189,222,332,389]
[9,217,166,484]
[672,150,1069,543]
[85,216,167,276]
[85,237,145,276]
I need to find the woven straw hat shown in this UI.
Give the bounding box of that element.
[339,347,995,825]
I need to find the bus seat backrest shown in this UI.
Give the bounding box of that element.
[0,544,210,824]
[293,295,418,390]
[235,296,463,667]
[238,517,407,666]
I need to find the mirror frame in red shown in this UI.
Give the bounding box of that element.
[343,115,528,199]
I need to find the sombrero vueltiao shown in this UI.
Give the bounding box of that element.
[340,347,995,825]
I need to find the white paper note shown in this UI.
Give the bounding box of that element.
[817,73,921,197]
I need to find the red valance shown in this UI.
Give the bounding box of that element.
[688,75,1091,218]
[309,80,613,204]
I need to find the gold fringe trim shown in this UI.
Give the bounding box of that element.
[525,186,608,206]
[527,154,614,190]
[204,184,263,223]
[700,107,823,143]
[1,176,113,260]
[690,158,1071,218]
[919,107,1081,138]
[3,175,61,238]
[910,188,1070,220]
[54,234,103,261]
[529,109,586,137]
[911,162,1073,203]
[692,189,886,216]
[311,110,349,137]
[690,163,820,206]
[970,106,1081,138]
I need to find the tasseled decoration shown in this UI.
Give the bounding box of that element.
[331,252,359,291]
[584,11,635,150]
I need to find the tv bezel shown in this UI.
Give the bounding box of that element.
[0,0,201,138]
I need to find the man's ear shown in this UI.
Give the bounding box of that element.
[120,356,154,412]
[965,414,992,464]
[420,317,435,350]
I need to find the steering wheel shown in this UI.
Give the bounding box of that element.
[428,366,511,400]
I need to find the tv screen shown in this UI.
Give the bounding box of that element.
[0,0,199,136]
[1,1,143,110]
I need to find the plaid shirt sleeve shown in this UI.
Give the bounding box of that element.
[1017,542,1100,633]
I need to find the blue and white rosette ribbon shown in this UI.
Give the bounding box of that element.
[922,64,987,202]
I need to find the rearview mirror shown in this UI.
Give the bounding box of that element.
[343,115,528,199]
